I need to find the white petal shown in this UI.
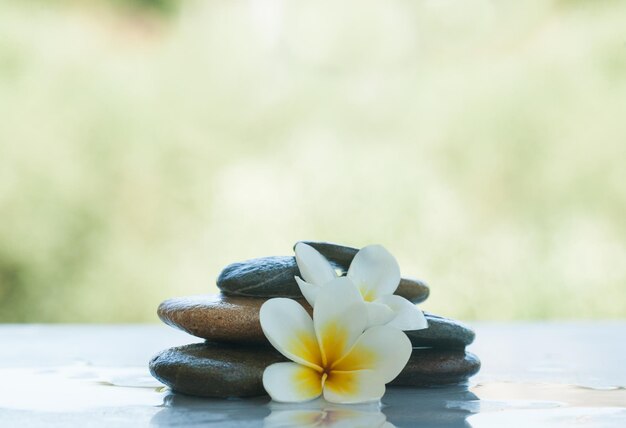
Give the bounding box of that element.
[295,276,320,307]
[263,362,322,403]
[267,397,326,412]
[295,242,337,286]
[377,295,428,331]
[365,301,395,327]
[323,370,385,404]
[260,298,323,370]
[332,325,412,384]
[347,245,400,302]
[313,277,367,367]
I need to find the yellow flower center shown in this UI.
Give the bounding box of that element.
[360,287,376,302]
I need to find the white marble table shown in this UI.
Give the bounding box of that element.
[1,323,624,427]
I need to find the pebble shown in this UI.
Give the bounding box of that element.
[217,253,429,303]
[149,343,481,398]
[149,342,283,398]
[406,312,475,350]
[158,294,273,345]
[158,295,474,349]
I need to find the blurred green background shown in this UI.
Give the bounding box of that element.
[1,0,625,322]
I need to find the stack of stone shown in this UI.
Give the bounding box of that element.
[149,241,480,398]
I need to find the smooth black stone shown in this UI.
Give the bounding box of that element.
[390,349,481,387]
[149,343,284,398]
[217,245,429,303]
[409,313,475,349]
[217,256,303,298]
[149,343,481,398]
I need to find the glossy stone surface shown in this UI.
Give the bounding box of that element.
[149,343,283,397]
[217,253,429,303]
[392,349,481,386]
[217,256,303,298]
[149,343,481,397]
[407,312,475,349]
[158,294,473,349]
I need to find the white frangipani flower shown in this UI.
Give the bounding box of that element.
[260,277,412,404]
[294,243,428,331]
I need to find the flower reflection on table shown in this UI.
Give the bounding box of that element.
[264,398,394,428]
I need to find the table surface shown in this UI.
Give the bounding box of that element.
[1,322,625,427]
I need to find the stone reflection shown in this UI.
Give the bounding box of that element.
[150,392,271,426]
[382,385,479,428]
[151,385,478,427]
[265,399,392,428]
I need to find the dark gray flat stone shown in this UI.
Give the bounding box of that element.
[408,312,476,349]
[390,349,481,387]
[149,343,283,398]
[217,244,429,303]
[149,343,481,398]
[217,256,302,298]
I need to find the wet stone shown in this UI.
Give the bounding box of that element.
[158,295,474,349]
[390,349,481,387]
[217,245,429,303]
[407,312,476,349]
[149,343,481,398]
[217,256,303,299]
[149,343,284,398]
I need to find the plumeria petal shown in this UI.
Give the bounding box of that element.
[295,276,320,307]
[364,301,395,327]
[260,298,323,370]
[323,370,386,404]
[332,325,412,384]
[295,242,337,286]
[313,277,367,367]
[347,245,400,302]
[376,295,428,331]
[263,362,323,403]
